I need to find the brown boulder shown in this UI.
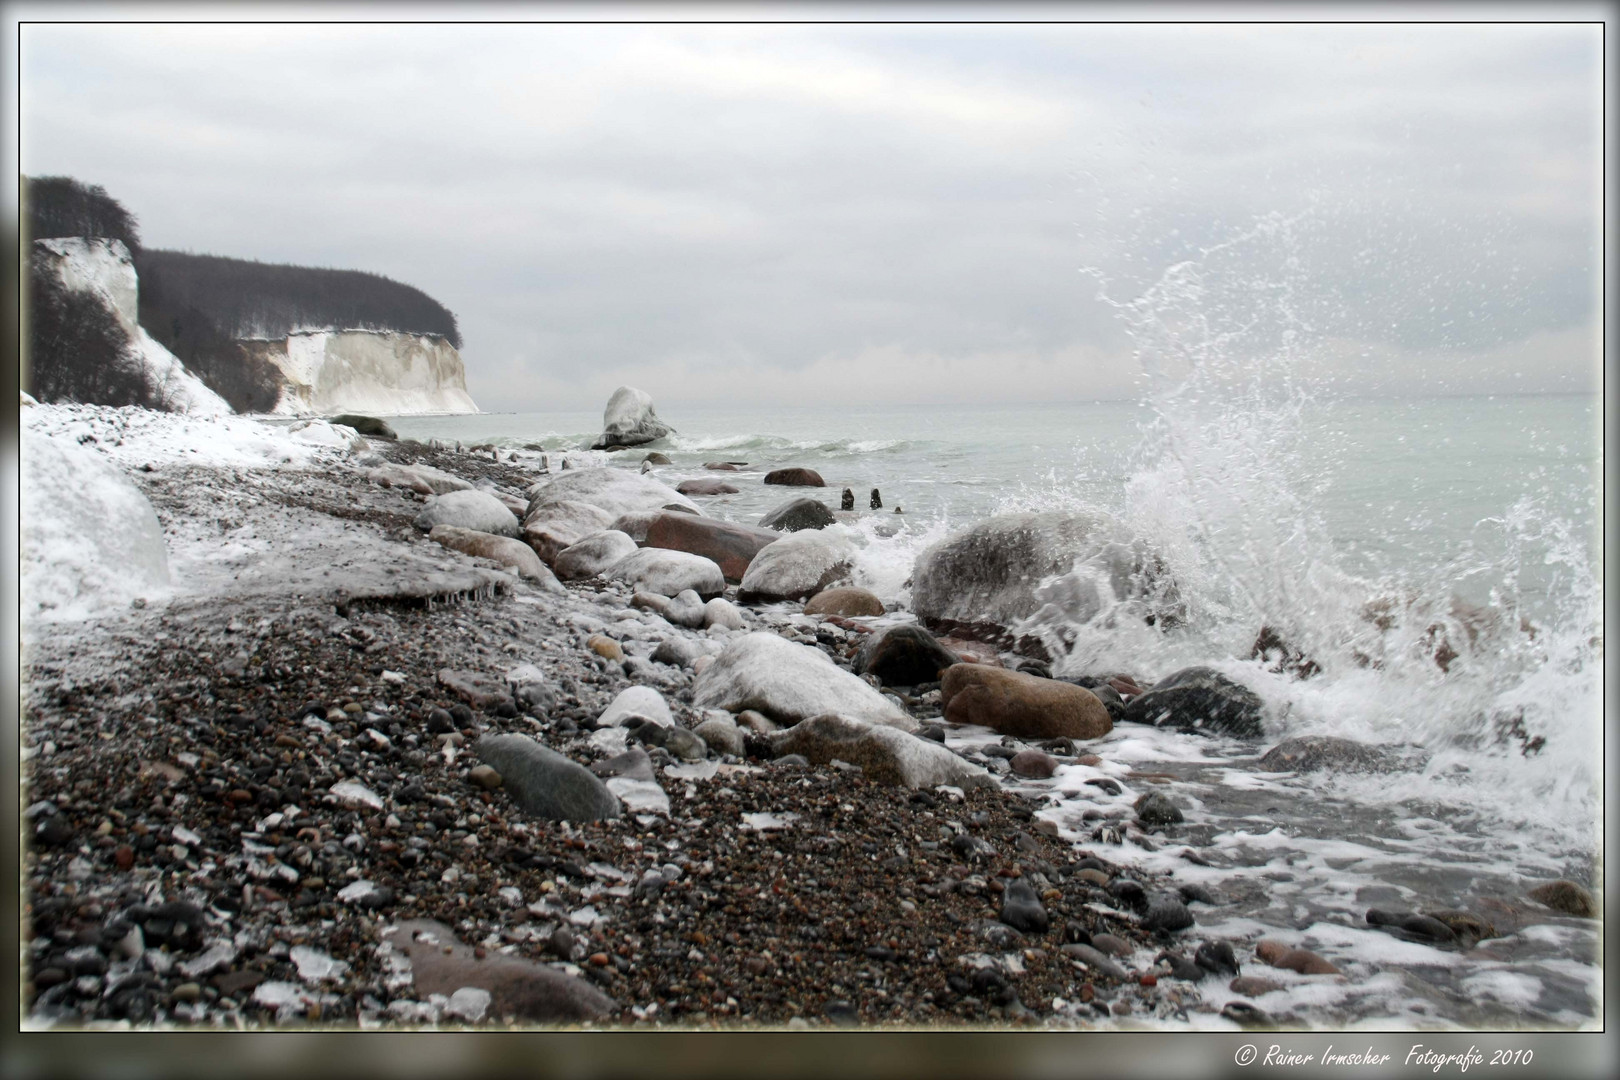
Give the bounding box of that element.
[521,500,617,565]
[803,586,885,618]
[940,665,1112,740]
[382,919,615,1023]
[676,478,740,496]
[1254,939,1340,975]
[703,462,741,471]
[763,467,825,487]
[641,512,779,583]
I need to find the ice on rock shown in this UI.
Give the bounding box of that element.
[606,777,670,814]
[328,782,384,811]
[20,426,170,623]
[290,945,350,982]
[445,986,492,1023]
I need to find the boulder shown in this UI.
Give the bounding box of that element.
[1121,667,1266,739]
[327,414,397,439]
[603,549,727,600]
[693,716,745,757]
[1256,735,1417,773]
[940,664,1112,740]
[552,530,639,580]
[853,624,960,686]
[660,589,705,629]
[910,511,1175,649]
[1253,939,1341,975]
[763,467,826,487]
[1527,880,1596,918]
[804,586,885,618]
[692,632,916,731]
[413,490,520,538]
[676,478,739,496]
[641,513,779,583]
[597,686,674,729]
[609,510,664,543]
[737,528,855,603]
[590,386,673,449]
[643,452,672,465]
[703,462,740,471]
[473,734,620,821]
[526,467,697,519]
[520,500,617,565]
[382,919,615,1022]
[703,597,746,630]
[772,714,996,790]
[428,526,563,591]
[759,497,836,532]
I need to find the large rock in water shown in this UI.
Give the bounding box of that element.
[641,513,779,583]
[763,467,825,487]
[941,664,1113,740]
[759,497,836,532]
[413,489,520,537]
[428,526,562,591]
[603,548,727,599]
[910,511,1174,651]
[522,500,618,565]
[1122,666,1266,739]
[474,735,620,821]
[737,528,855,603]
[552,530,639,580]
[853,624,961,687]
[382,919,616,1022]
[591,386,673,449]
[1256,735,1420,773]
[676,478,739,496]
[692,633,916,731]
[771,714,996,790]
[526,467,698,519]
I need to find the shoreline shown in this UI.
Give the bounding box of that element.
[18,405,1600,1031]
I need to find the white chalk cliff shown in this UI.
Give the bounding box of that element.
[245,330,480,417]
[33,238,230,415]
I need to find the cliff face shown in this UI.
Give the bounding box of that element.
[33,238,230,415]
[244,330,479,416]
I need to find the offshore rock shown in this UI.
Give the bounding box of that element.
[1122,667,1266,739]
[759,497,836,532]
[591,386,673,449]
[737,528,854,603]
[763,467,825,487]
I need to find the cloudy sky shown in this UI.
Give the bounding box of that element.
[13,8,1604,411]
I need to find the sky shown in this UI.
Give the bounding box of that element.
[10,7,1606,412]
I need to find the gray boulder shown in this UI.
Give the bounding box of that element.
[692,632,916,731]
[664,588,707,629]
[526,467,697,519]
[911,511,1176,647]
[693,715,745,757]
[604,549,727,600]
[1122,666,1266,739]
[596,686,674,728]
[591,386,674,449]
[737,528,855,603]
[759,497,836,532]
[552,529,639,580]
[473,734,620,821]
[414,489,520,538]
[521,500,618,565]
[770,713,995,789]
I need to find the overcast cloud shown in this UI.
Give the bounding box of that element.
[13,12,1603,410]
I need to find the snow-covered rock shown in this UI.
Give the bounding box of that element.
[33,238,229,415]
[691,632,917,731]
[21,425,170,622]
[526,467,698,519]
[737,527,855,602]
[249,329,478,416]
[603,549,727,600]
[414,490,520,537]
[590,386,673,449]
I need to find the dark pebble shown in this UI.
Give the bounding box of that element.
[999,879,1050,934]
[1178,883,1217,905]
[1142,896,1194,934]
[427,708,454,734]
[1134,791,1184,826]
[1194,941,1240,977]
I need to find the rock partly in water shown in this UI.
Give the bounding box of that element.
[769,714,995,789]
[1256,735,1419,773]
[692,633,916,731]
[853,624,961,687]
[759,497,836,532]
[428,526,561,590]
[1253,939,1341,975]
[804,586,885,618]
[383,919,616,1022]
[1365,909,1458,945]
[762,467,825,487]
[1134,791,1185,826]
[413,489,521,538]
[641,513,779,583]
[552,530,639,581]
[676,478,740,496]
[940,664,1112,740]
[603,548,727,600]
[327,414,397,439]
[590,386,673,450]
[1122,667,1266,739]
[1527,880,1596,918]
[473,734,621,822]
[911,511,1177,650]
[737,528,854,603]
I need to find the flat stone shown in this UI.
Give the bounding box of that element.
[414,489,520,538]
[604,548,727,600]
[429,526,561,590]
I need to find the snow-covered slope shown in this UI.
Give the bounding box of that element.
[246,330,479,416]
[33,238,230,415]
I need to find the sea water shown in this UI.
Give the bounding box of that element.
[383,225,1600,1027]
